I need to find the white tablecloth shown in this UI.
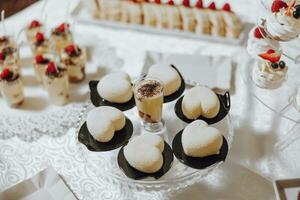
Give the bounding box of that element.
[1,0,300,199]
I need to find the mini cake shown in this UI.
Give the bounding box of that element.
[265,1,300,41]
[221,3,243,39]
[179,0,196,32]
[43,62,69,106]
[193,0,211,35]
[207,2,226,37]
[60,44,86,83]
[50,23,73,53]
[182,120,223,157]
[142,0,157,27]
[0,46,20,73]
[126,0,143,24]
[153,0,169,29]
[86,106,126,142]
[99,0,121,21]
[30,32,49,54]
[124,134,164,173]
[147,64,181,96]
[165,0,182,30]
[97,72,133,103]
[33,54,50,84]
[0,68,24,107]
[26,20,44,43]
[182,86,220,119]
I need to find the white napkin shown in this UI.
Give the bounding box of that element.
[0,167,77,200]
[142,51,233,90]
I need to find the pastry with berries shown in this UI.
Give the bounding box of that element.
[50,23,73,53]
[252,49,288,89]
[265,0,300,41]
[0,68,24,107]
[193,0,211,35]
[221,3,243,38]
[179,0,196,32]
[142,0,158,27]
[60,44,86,83]
[30,32,49,54]
[206,2,226,37]
[43,62,69,106]
[26,20,44,43]
[0,46,20,73]
[33,54,51,83]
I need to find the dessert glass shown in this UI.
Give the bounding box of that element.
[0,76,24,107]
[133,76,165,133]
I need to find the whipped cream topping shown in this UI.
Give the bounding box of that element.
[266,8,300,41]
[255,60,287,82]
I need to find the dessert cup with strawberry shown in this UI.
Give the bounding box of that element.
[30,32,49,54]
[179,0,196,32]
[142,0,157,27]
[0,46,21,73]
[193,0,211,35]
[33,54,51,84]
[206,2,226,37]
[126,0,143,24]
[165,0,182,30]
[26,20,44,43]
[152,0,169,29]
[60,44,86,83]
[0,68,24,107]
[43,62,69,106]
[50,23,73,53]
[100,0,121,21]
[221,3,243,39]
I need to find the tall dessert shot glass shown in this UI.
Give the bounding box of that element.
[133,76,165,133]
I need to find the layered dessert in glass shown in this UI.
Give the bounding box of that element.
[33,54,50,84]
[50,23,73,53]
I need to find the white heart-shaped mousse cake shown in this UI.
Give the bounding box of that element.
[182,120,223,158]
[124,134,165,174]
[86,106,126,142]
[97,72,133,103]
[182,86,220,119]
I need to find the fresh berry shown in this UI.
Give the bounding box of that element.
[168,0,174,5]
[56,23,69,32]
[0,68,13,80]
[293,5,300,19]
[279,60,286,69]
[65,44,77,55]
[208,2,216,10]
[254,27,265,39]
[267,49,275,54]
[35,54,44,63]
[155,0,161,4]
[29,20,41,28]
[222,3,231,12]
[46,62,57,74]
[271,0,288,13]
[182,0,190,7]
[259,49,281,63]
[0,52,5,60]
[196,0,203,9]
[35,32,44,42]
[271,62,279,69]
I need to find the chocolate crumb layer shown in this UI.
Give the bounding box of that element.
[137,80,162,98]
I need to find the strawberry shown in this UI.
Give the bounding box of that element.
[0,68,13,80]
[208,2,216,10]
[155,0,161,4]
[196,0,203,9]
[222,3,231,12]
[254,27,265,39]
[0,52,5,60]
[35,32,44,42]
[182,0,190,7]
[56,23,69,32]
[168,0,174,5]
[65,44,77,55]
[29,20,41,28]
[35,54,44,63]
[271,0,288,13]
[259,49,281,63]
[46,62,57,74]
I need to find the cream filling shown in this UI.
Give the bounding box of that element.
[179,6,196,32]
[0,79,24,106]
[193,8,211,34]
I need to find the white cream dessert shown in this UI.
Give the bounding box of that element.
[207,2,226,37]
[43,62,69,106]
[193,0,211,35]
[165,0,182,30]
[247,26,280,60]
[252,59,288,89]
[134,79,164,123]
[60,44,85,83]
[99,0,121,21]
[120,0,130,23]
[0,46,21,73]
[179,0,196,32]
[33,54,50,84]
[182,120,223,157]
[0,68,24,107]
[142,1,157,27]
[127,0,143,24]
[152,0,169,29]
[265,1,300,41]
[50,23,73,53]
[221,3,243,39]
[182,86,220,119]
[124,134,164,173]
[26,20,44,43]
[86,106,126,142]
[30,32,49,55]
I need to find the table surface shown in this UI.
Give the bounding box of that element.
[1,0,300,199]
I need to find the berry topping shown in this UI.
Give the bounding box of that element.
[168,0,174,6]
[279,60,286,69]
[46,62,57,75]
[267,49,276,54]
[29,20,41,28]
[0,68,13,80]
[271,62,279,69]
[155,0,161,4]
[55,23,69,33]
[254,27,265,39]
[271,0,288,13]
[293,5,300,19]
[35,32,45,42]
[196,0,203,9]
[259,49,281,63]
[208,2,216,10]
[65,44,80,56]
[182,0,190,7]
[0,52,5,60]
[222,3,231,12]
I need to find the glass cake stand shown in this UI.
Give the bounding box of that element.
[74,102,234,192]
